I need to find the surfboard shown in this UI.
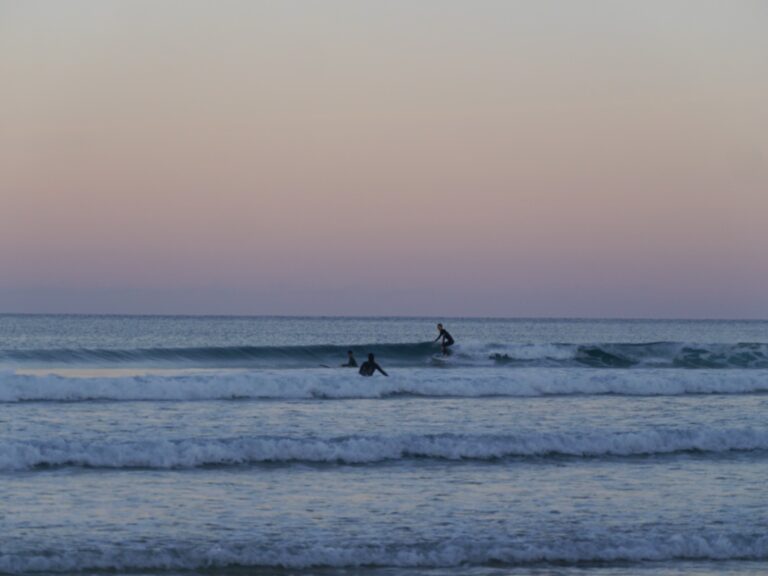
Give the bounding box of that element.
[430,354,449,365]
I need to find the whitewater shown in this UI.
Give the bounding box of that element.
[2,315,767,576]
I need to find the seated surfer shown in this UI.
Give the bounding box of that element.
[433,323,455,355]
[341,350,357,367]
[359,353,388,377]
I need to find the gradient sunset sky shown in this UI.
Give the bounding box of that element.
[2,1,766,318]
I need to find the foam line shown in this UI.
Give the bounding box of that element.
[2,368,768,403]
[1,531,767,572]
[3,428,767,470]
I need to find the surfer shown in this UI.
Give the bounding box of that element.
[434,323,455,355]
[341,350,357,367]
[359,353,388,377]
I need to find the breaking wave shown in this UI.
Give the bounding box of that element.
[2,368,768,402]
[3,428,767,470]
[2,341,768,369]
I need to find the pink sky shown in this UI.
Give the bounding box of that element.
[1,1,767,317]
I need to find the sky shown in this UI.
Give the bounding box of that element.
[1,0,767,318]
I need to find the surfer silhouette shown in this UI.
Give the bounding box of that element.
[341,350,357,367]
[359,353,388,377]
[434,323,455,355]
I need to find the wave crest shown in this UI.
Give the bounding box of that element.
[3,428,767,470]
[3,341,768,369]
[2,368,768,403]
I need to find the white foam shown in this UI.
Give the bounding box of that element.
[485,342,577,360]
[1,367,768,402]
[2,428,767,470]
[1,531,767,572]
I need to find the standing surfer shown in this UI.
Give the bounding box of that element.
[434,323,455,355]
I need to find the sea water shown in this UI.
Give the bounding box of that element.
[1,315,767,575]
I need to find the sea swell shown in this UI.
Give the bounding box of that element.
[2,341,768,369]
[2,368,768,402]
[0,342,435,368]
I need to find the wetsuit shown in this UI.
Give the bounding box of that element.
[435,328,455,347]
[359,360,388,376]
[342,357,358,367]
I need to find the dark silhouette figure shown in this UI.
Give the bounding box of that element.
[341,350,357,367]
[359,353,388,377]
[434,323,455,355]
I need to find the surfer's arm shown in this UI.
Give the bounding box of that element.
[375,363,388,377]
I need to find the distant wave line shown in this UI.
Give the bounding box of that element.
[3,341,768,369]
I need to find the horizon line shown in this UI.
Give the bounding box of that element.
[1,312,766,322]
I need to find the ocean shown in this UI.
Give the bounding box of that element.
[1,314,767,575]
